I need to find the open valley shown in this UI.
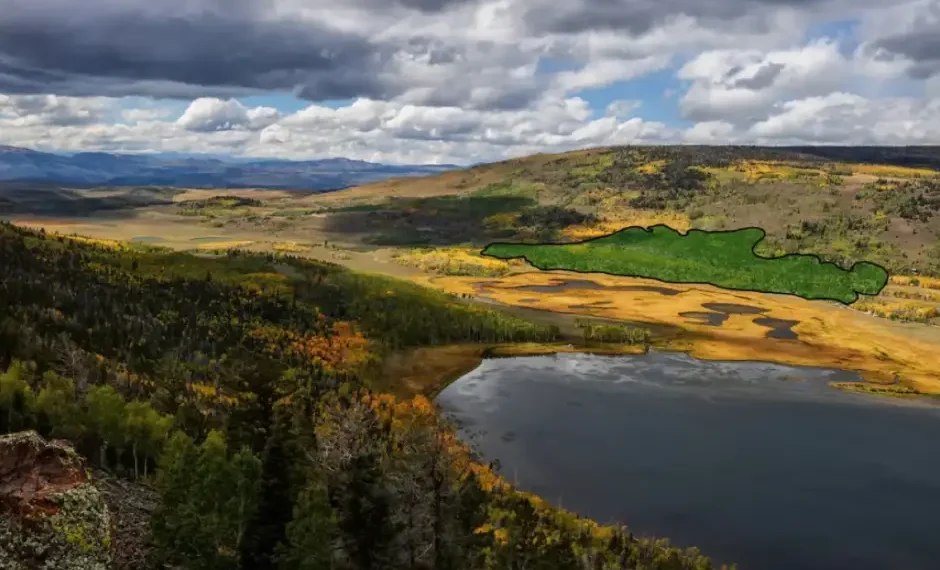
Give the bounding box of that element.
[5,146,940,570]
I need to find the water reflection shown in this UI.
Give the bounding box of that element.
[437,352,940,570]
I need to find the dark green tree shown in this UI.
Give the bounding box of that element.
[33,370,83,440]
[277,470,336,570]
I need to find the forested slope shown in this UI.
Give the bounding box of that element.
[0,223,726,570]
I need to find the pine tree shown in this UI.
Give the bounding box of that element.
[152,431,200,567]
[277,470,336,570]
[333,450,394,570]
[191,429,240,570]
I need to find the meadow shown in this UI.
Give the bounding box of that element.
[420,270,940,394]
[483,225,889,304]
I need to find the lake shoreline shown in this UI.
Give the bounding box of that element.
[387,340,932,404]
[437,351,940,570]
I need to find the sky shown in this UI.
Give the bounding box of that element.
[0,0,939,165]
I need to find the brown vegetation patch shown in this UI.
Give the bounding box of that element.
[376,345,488,398]
[171,188,298,202]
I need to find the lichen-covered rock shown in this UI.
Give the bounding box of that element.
[0,431,112,570]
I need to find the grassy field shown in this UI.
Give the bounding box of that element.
[483,225,889,303]
[421,270,940,394]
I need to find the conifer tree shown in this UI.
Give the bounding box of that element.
[278,470,336,570]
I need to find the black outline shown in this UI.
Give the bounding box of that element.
[480,224,889,305]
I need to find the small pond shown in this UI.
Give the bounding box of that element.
[509,279,682,296]
[437,351,940,570]
[190,236,228,242]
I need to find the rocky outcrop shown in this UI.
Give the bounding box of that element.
[0,431,112,570]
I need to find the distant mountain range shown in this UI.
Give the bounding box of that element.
[0,145,458,190]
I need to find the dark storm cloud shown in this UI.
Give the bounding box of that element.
[376,0,474,11]
[0,1,392,100]
[404,37,464,66]
[522,0,828,35]
[732,62,785,89]
[415,82,543,110]
[875,27,940,79]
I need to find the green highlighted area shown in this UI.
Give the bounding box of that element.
[482,225,889,304]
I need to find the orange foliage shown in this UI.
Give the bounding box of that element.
[248,317,372,375]
[290,321,372,374]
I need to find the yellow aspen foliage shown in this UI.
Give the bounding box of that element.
[890,275,940,290]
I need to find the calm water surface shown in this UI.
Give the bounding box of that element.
[436,351,940,570]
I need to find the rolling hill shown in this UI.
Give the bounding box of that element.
[4,144,940,325]
[314,145,940,277]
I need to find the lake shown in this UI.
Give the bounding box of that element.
[436,351,940,570]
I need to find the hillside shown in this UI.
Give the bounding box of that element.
[308,146,940,277]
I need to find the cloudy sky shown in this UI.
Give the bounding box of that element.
[0,0,938,164]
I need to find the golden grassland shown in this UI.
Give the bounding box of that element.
[884,287,940,302]
[691,160,940,188]
[64,235,126,249]
[414,270,940,394]
[485,342,648,358]
[195,239,255,250]
[392,247,521,277]
[689,160,840,188]
[850,164,940,178]
[170,188,298,202]
[830,382,934,398]
[733,161,827,183]
[890,274,940,290]
[10,215,257,249]
[854,298,940,322]
[635,159,667,174]
[718,160,940,181]
[561,209,692,239]
[271,240,312,253]
[7,217,85,228]
[570,153,615,177]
